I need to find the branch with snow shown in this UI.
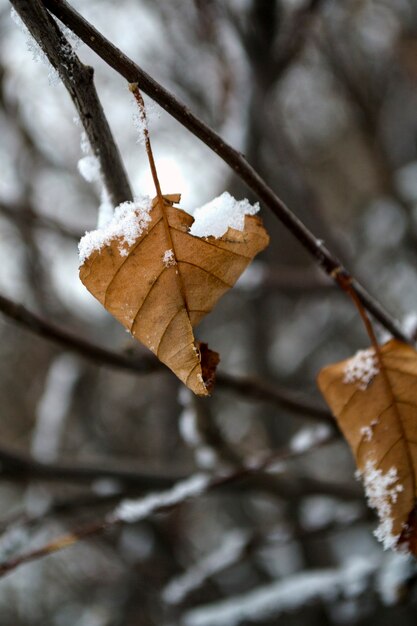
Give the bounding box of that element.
[182,557,380,626]
[290,424,333,454]
[42,0,409,343]
[11,0,132,208]
[111,473,210,524]
[163,530,251,605]
[0,426,340,577]
[31,354,80,463]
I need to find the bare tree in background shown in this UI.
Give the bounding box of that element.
[0,0,417,624]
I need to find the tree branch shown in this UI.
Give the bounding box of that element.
[0,292,333,421]
[0,444,176,489]
[0,429,359,578]
[10,0,133,207]
[0,201,80,241]
[0,292,159,373]
[40,0,408,342]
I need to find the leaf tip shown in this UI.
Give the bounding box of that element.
[196,342,220,396]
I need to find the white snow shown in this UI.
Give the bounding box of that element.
[356,460,404,550]
[343,348,379,390]
[402,312,417,339]
[182,557,379,626]
[132,109,148,145]
[10,8,81,86]
[78,196,152,265]
[178,391,220,470]
[131,96,158,145]
[97,188,114,229]
[75,119,114,229]
[163,530,250,605]
[236,262,265,290]
[163,248,176,267]
[195,447,218,469]
[91,478,122,496]
[300,497,362,531]
[179,406,202,447]
[31,354,79,462]
[111,473,210,523]
[77,155,101,183]
[290,424,332,453]
[377,551,411,605]
[395,161,417,203]
[189,192,259,238]
[360,426,373,442]
[10,7,60,85]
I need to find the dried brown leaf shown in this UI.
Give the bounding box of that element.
[80,194,269,396]
[318,339,417,553]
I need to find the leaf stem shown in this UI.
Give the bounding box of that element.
[129,83,163,201]
[332,269,382,361]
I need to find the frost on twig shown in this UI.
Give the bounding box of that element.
[10,7,81,85]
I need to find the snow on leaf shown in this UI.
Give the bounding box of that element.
[317,339,417,554]
[189,192,260,238]
[342,347,379,390]
[163,248,176,267]
[78,197,152,265]
[79,193,269,395]
[356,460,403,550]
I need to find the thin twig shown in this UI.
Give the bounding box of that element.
[0,293,159,373]
[10,0,132,207]
[41,0,407,342]
[0,292,333,420]
[0,444,177,489]
[0,201,80,241]
[216,372,331,421]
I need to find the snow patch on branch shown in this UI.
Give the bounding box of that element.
[31,354,79,463]
[163,530,250,605]
[182,557,379,626]
[290,424,332,453]
[377,551,412,605]
[178,389,220,470]
[111,473,210,524]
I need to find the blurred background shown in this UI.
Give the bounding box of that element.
[1,0,417,624]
